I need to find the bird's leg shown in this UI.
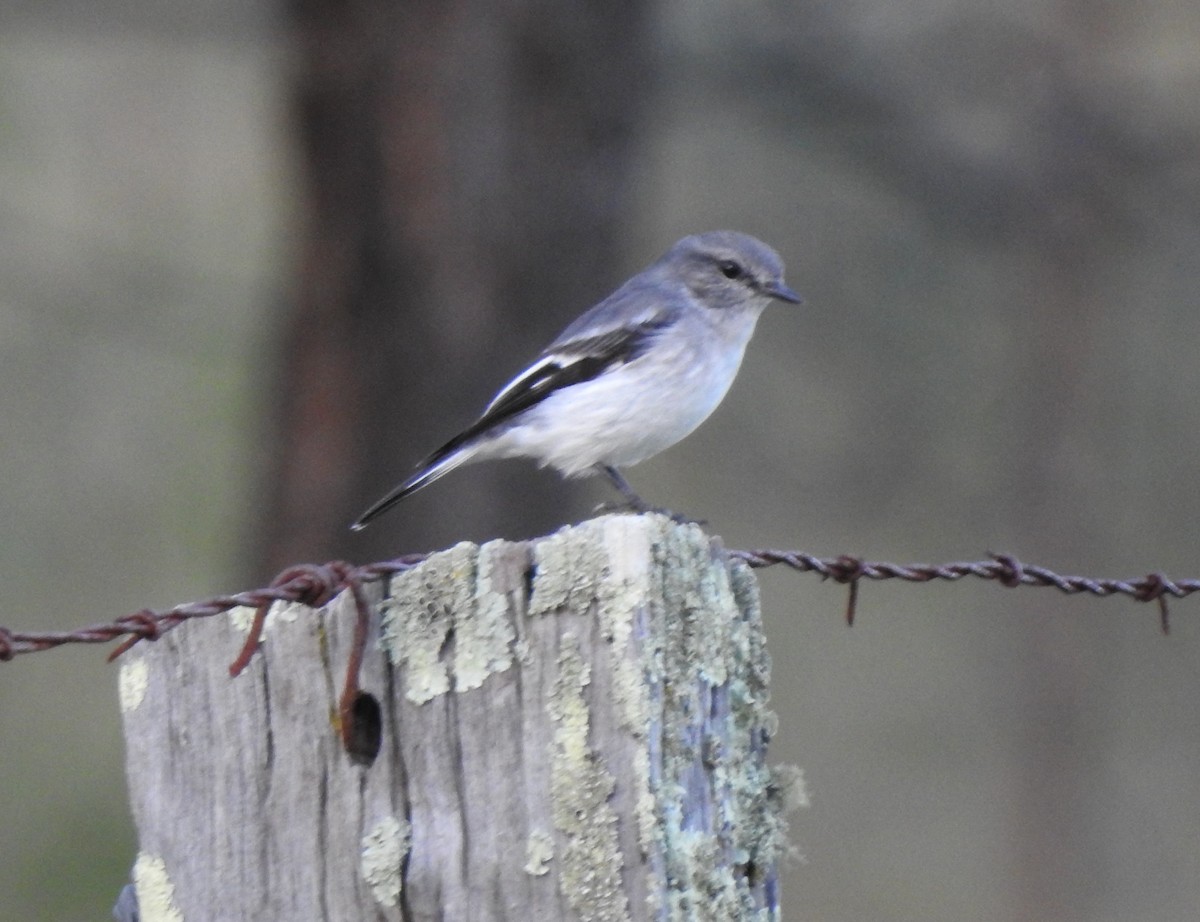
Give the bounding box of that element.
[599,465,650,510]
[593,465,703,525]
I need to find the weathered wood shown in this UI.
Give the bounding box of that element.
[119,515,797,921]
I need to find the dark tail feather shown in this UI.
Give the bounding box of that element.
[350,445,474,531]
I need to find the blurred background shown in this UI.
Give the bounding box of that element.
[2,1,1199,919]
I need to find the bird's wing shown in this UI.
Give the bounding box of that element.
[420,311,678,470]
[483,275,682,416]
[350,310,676,530]
[351,276,682,530]
[487,317,673,415]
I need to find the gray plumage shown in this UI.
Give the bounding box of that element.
[352,230,800,530]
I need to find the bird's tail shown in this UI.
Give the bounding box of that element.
[350,443,477,531]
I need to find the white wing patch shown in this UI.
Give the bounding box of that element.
[485,354,575,415]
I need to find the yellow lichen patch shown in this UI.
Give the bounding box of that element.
[228,601,302,636]
[380,540,524,701]
[454,539,519,691]
[523,829,555,877]
[598,515,655,729]
[595,515,660,854]
[380,542,476,703]
[132,852,183,922]
[548,637,630,922]
[118,658,149,712]
[361,814,411,908]
[227,604,258,633]
[529,520,607,618]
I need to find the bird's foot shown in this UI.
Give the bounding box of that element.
[592,465,706,525]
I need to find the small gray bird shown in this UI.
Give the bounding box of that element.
[351,230,801,530]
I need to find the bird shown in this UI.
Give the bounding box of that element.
[351,230,801,530]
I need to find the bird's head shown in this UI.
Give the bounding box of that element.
[666,230,802,312]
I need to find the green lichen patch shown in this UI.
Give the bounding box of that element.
[632,522,787,919]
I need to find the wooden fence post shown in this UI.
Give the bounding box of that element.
[118,514,797,921]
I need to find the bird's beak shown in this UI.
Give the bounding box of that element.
[765,280,803,304]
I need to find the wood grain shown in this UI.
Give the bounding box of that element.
[119,515,795,921]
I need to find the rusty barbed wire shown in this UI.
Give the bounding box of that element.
[0,549,1189,665]
[727,550,1190,632]
[0,554,431,757]
[0,555,431,662]
[0,545,1188,756]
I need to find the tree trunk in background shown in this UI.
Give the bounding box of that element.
[253,0,655,578]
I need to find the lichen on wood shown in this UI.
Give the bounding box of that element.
[120,514,799,920]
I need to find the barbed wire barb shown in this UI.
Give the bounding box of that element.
[725,549,1191,634]
[1,548,1192,667]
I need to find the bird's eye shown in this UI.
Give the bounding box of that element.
[718,260,743,280]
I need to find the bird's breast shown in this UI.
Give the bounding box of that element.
[495,315,757,475]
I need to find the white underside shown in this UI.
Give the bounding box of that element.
[471,303,766,476]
